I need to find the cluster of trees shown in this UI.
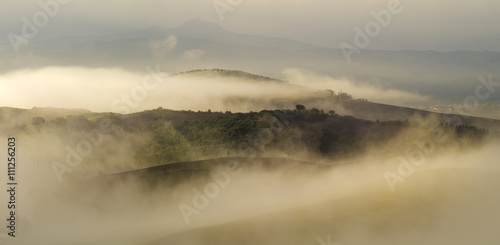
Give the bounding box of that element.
[131,106,496,164]
[319,90,356,101]
[13,106,496,168]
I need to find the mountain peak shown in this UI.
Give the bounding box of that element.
[176,19,225,34]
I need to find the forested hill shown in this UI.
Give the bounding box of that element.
[125,107,493,167]
[4,106,494,176]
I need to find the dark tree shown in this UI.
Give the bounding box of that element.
[32,116,45,125]
[295,104,306,111]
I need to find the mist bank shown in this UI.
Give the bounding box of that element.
[3,66,500,132]
[0,66,429,111]
[1,101,499,244]
[3,139,500,245]
[153,146,500,245]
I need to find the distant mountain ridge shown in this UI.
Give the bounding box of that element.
[39,19,319,52]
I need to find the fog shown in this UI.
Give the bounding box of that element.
[1,1,498,244]
[1,84,499,244]
[282,68,430,106]
[0,67,430,112]
[2,129,499,244]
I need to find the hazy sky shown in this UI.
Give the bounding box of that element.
[1,0,499,52]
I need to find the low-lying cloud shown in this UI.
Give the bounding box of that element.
[0,66,308,113]
[3,135,499,244]
[1,66,432,113]
[282,68,431,106]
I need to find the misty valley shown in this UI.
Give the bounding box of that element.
[1,5,500,244]
[1,69,500,244]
